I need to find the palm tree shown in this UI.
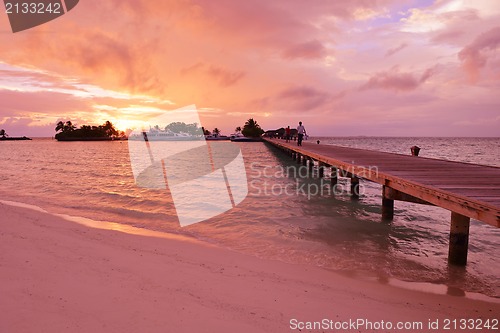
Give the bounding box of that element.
[55,121,65,133]
[235,126,242,133]
[103,121,118,137]
[202,127,211,136]
[65,121,76,131]
[213,128,221,137]
[242,118,264,138]
[56,120,76,133]
[0,129,7,138]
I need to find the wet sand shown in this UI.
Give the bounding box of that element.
[1,202,498,333]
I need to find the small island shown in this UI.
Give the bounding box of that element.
[230,118,264,142]
[55,121,126,141]
[0,129,32,141]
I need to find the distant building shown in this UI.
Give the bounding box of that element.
[263,128,297,139]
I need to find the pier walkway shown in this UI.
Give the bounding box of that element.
[262,138,500,265]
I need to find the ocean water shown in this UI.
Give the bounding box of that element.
[0,137,498,299]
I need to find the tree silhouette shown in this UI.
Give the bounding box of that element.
[242,118,264,137]
[212,128,221,136]
[103,121,118,137]
[166,122,201,135]
[65,121,76,131]
[55,120,122,140]
[55,121,65,133]
[235,126,242,133]
[55,121,76,133]
[0,129,7,138]
[201,127,211,135]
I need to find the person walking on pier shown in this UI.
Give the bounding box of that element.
[297,121,306,146]
[285,126,291,142]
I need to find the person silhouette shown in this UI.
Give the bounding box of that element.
[297,121,306,146]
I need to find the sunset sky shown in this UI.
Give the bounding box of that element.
[0,0,499,137]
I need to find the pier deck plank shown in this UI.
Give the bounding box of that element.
[263,138,500,227]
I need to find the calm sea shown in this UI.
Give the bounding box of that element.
[0,137,499,299]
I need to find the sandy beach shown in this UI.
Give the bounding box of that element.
[1,202,498,333]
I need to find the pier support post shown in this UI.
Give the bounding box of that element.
[351,175,360,198]
[382,186,394,220]
[292,152,296,160]
[331,168,338,186]
[302,156,307,166]
[297,154,302,164]
[448,212,470,266]
[319,163,324,178]
[308,159,314,176]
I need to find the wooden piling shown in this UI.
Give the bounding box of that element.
[351,175,360,198]
[331,167,338,186]
[319,163,324,178]
[382,185,394,220]
[448,212,470,266]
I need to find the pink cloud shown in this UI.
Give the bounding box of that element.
[0,117,55,137]
[384,43,408,58]
[180,62,246,87]
[207,66,245,87]
[181,62,245,87]
[271,85,347,112]
[0,0,499,136]
[278,86,329,110]
[0,68,84,92]
[0,0,395,100]
[0,89,91,116]
[278,86,328,100]
[458,26,500,82]
[431,29,465,44]
[360,67,437,92]
[282,40,327,60]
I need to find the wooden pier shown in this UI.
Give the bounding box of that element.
[262,138,500,265]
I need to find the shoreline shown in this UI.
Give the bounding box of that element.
[1,201,498,332]
[3,198,499,303]
[2,199,498,304]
